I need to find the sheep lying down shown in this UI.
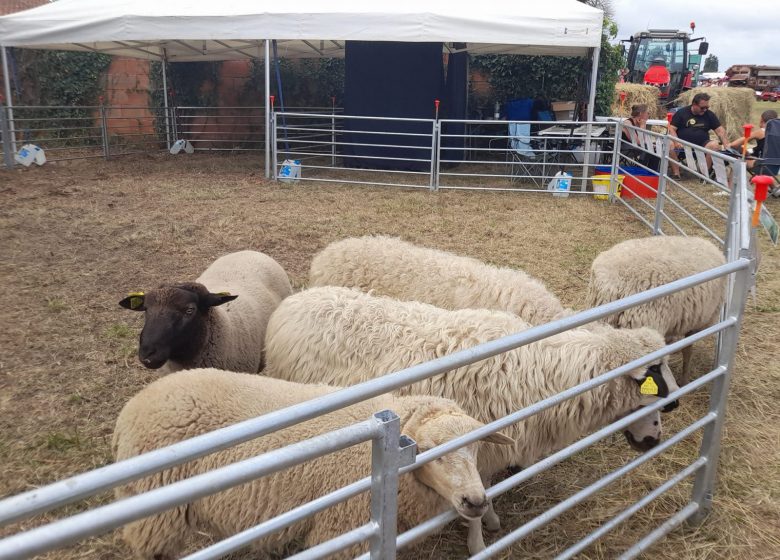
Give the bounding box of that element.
[119,250,292,374]
[113,370,514,559]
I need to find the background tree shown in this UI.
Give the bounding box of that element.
[703,54,719,73]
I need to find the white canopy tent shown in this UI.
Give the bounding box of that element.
[0,0,604,176]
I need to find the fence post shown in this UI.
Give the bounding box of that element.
[429,120,440,191]
[271,112,278,181]
[0,101,13,168]
[609,120,622,202]
[99,98,110,160]
[369,410,402,559]
[652,135,671,234]
[688,248,751,525]
[331,97,336,168]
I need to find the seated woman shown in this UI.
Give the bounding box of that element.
[620,104,660,172]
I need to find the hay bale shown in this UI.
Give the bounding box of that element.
[612,84,662,118]
[675,87,755,141]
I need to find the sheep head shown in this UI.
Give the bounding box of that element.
[403,402,513,520]
[119,283,238,369]
[622,409,662,452]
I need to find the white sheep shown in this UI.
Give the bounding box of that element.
[308,236,567,326]
[585,236,727,383]
[119,250,292,373]
[263,287,678,484]
[113,369,514,559]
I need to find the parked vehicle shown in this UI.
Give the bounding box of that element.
[759,89,779,102]
[621,22,708,104]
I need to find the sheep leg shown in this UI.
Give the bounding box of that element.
[681,331,696,384]
[482,499,501,531]
[467,517,487,555]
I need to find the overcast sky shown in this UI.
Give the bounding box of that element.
[611,0,777,71]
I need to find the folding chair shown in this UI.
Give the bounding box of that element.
[753,118,780,196]
[507,121,545,187]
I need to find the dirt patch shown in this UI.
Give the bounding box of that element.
[0,153,778,559]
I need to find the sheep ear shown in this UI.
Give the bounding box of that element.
[119,292,146,311]
[203,292,239,307]
[483,432,515,446]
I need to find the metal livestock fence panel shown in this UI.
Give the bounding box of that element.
[0,106,756,560]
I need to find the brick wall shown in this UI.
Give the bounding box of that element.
[102,58,156,136]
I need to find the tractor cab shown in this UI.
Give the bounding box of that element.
[623,24,708,102]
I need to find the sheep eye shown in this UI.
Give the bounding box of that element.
[185,306,196,315]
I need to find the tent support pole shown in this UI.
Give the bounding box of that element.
[161,49,171,150]
[586,45,600,122]
[1,46,17,157]
[264,39,271,179]
[581,45,601,190]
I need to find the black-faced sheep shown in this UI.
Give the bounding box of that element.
[585,236,727,383]
[119,250,292,373]
[263,287,679,482]
[308,236,567,326]
[113,369,513,559]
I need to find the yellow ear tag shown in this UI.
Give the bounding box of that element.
[128,291,145,297]
[216,291,232,296]
[129,297,143,310]
[640,376,659,396]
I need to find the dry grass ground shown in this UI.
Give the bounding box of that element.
[0,153,778,559]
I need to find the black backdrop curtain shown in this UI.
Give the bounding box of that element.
[342,41,466,171]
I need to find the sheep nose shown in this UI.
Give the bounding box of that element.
[643,436,660,449]
[662,400,679,413]
[462,496,488,511]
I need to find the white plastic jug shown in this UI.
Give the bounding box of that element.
[278,159,302,183]
[15,144,45,167]
[548,171,572,198]
[169,139,194,154]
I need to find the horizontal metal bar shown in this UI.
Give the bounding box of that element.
[659,194,726,244]
[393,363,728,550]
[617,502,700,560]
[554,457,707,560]
[279,127,432,139]
[441,119,608,126]
[281,138,433,150]
[0,260,745,528]
[616,195,656,230]
[0,420,380,557]
[184,477,374,560]
[286,523,376,560]
[291,164,430,176]
[665,179,729,220]
[438,185,587,194]
[277,112,434,123]
[277,151,431,164]
[11,105,102,110]
[290,176,429,189]
[469,415,715,559]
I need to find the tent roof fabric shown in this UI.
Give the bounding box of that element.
[0,0,603,60]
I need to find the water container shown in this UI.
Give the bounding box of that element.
[14,144,45,167]
[169,139,194,155]
[278,159,302,183]
[548,171,572,198]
